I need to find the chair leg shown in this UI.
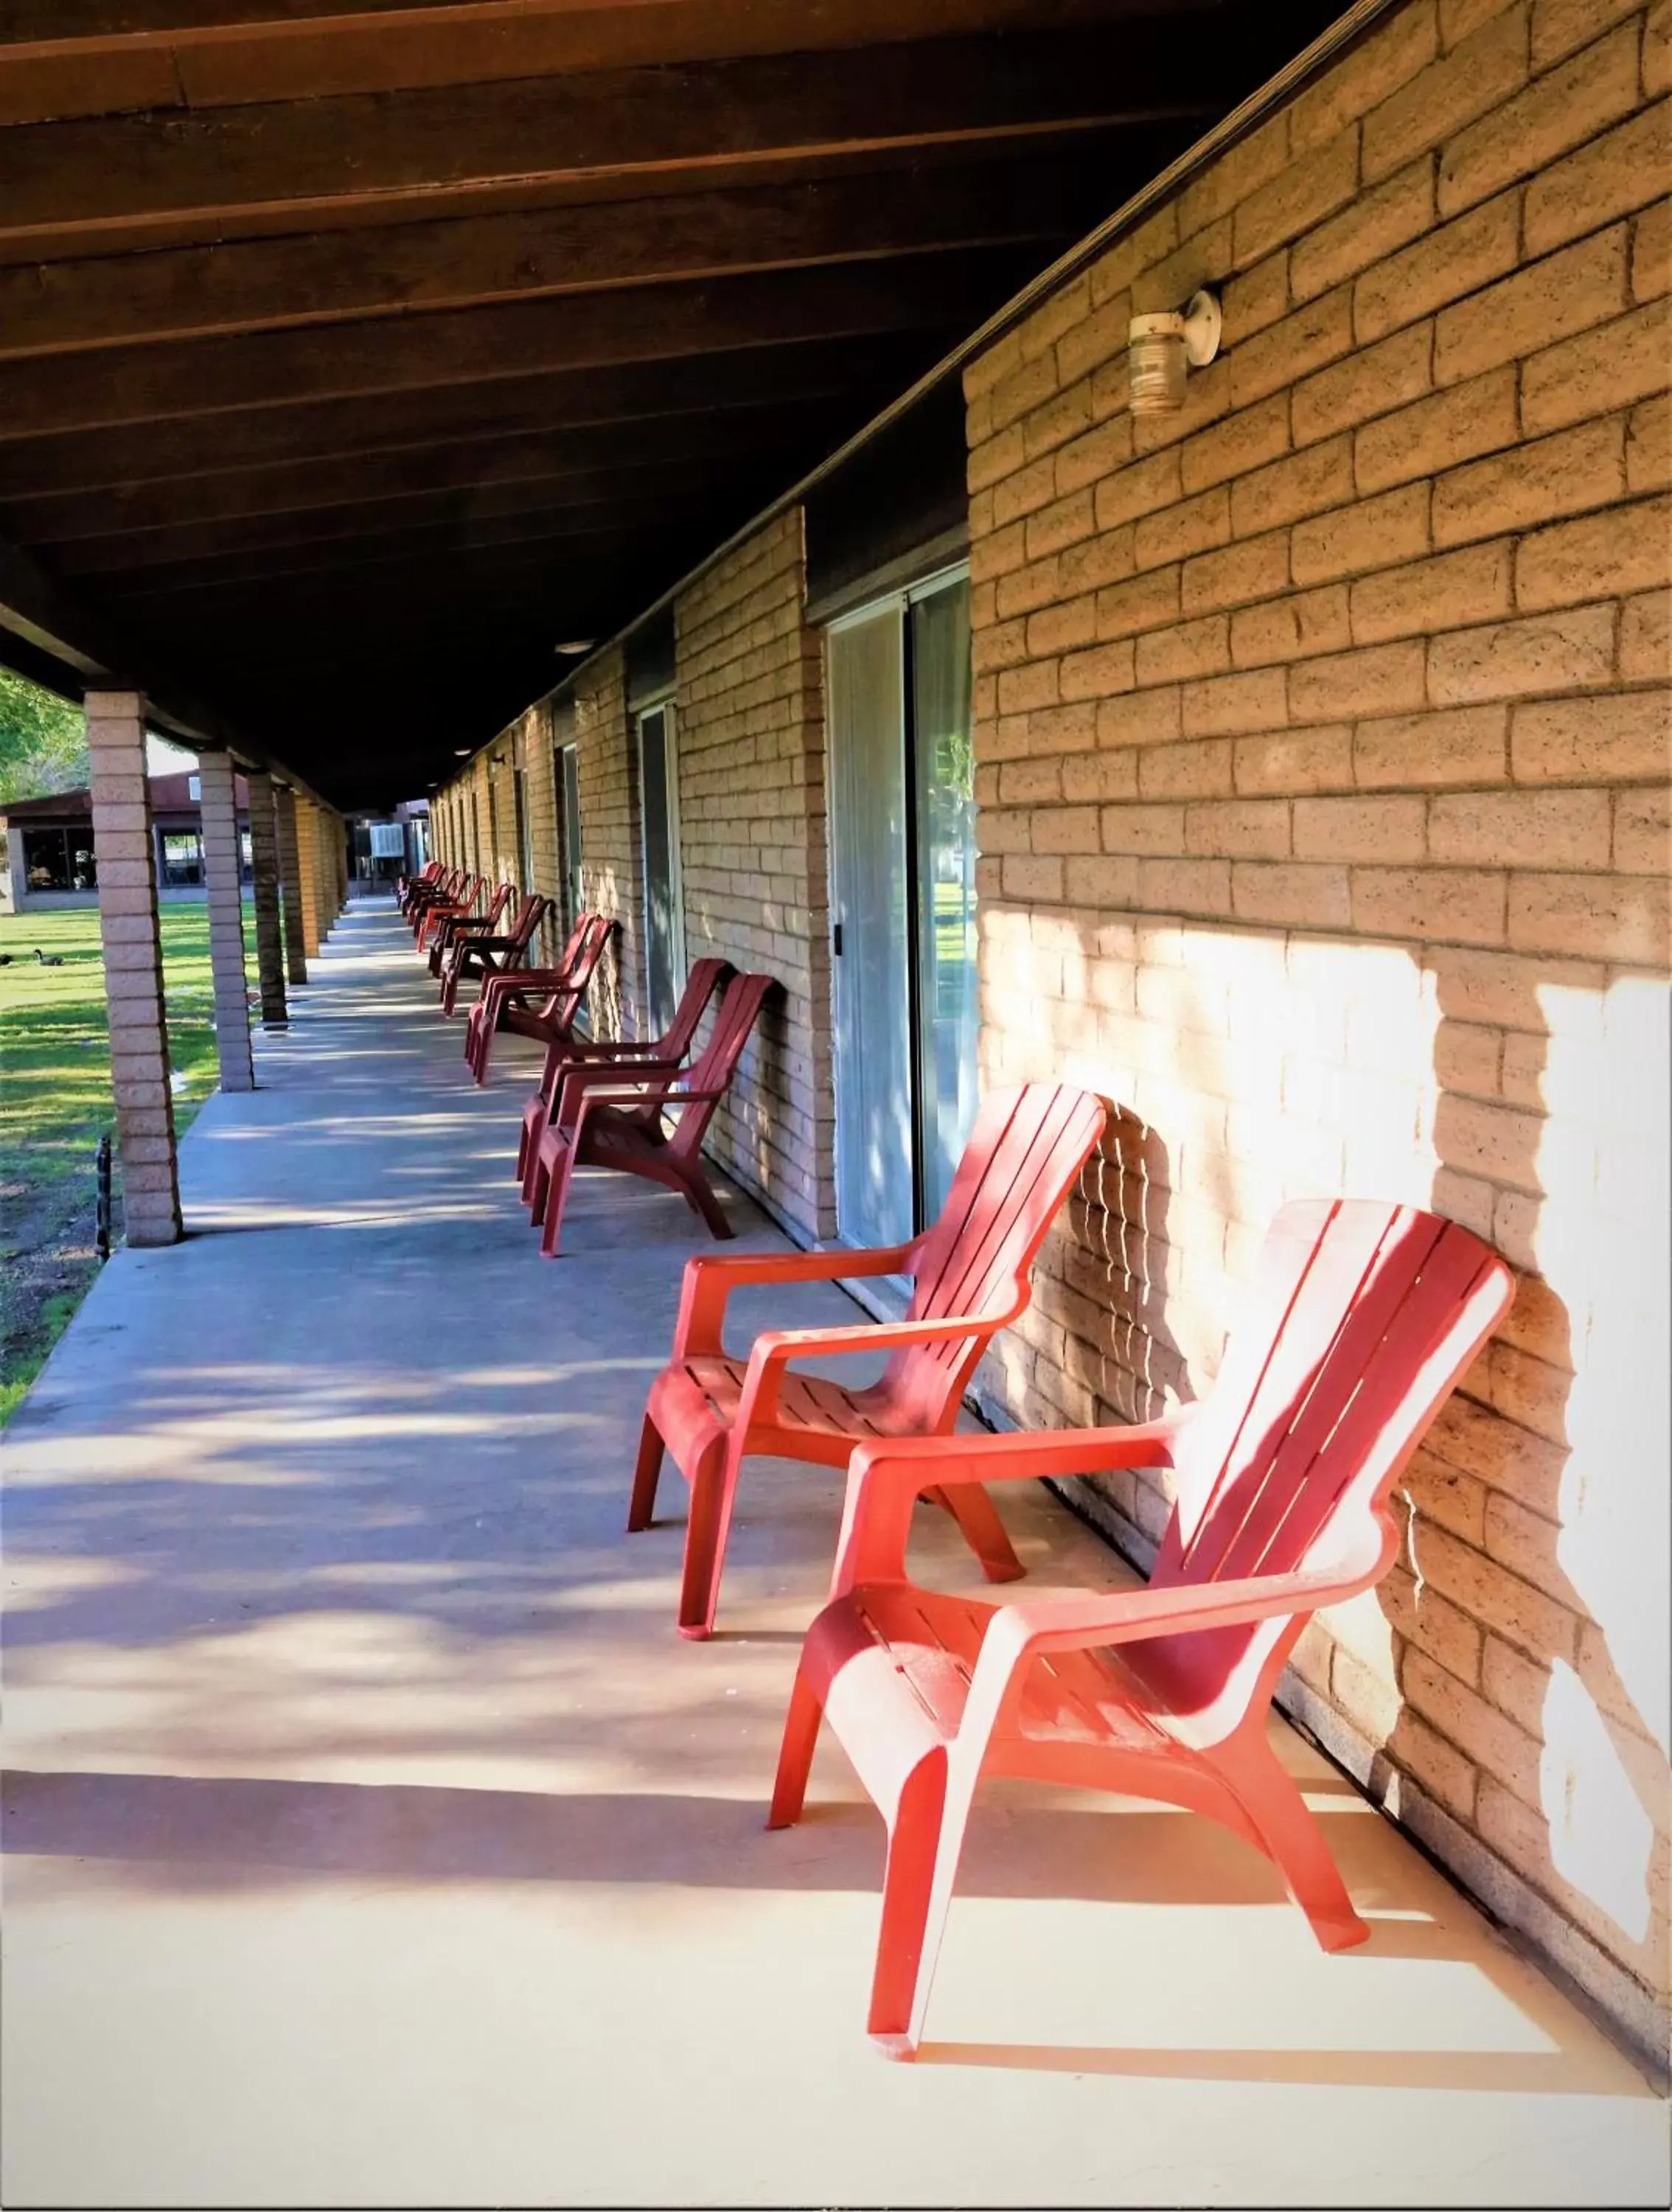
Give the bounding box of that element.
[627,1413,665,1532]
[867,1750,973,2059]
[926,1482,1025,1585]
[1216,1735,1369,1952]
[766,1667,824,1829]
[538,1146,575,1257]
[529,1131,560,1229]
[476,1016,499,1088]
[682,1164,736,1242]
[676,1436,742,1640]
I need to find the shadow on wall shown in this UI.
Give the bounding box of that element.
[979,911,1671,2021]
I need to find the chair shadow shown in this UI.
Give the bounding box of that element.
[3,1766,1652,2096]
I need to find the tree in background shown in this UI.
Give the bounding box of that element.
[0,668,86,803]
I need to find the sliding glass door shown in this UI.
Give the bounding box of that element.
[829,605,913,1249]
[827,568,978,1247]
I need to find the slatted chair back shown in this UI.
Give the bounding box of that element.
[602,956,736,1127]
[664,971,773,1162]
[537,910,616,1026]
[1132,1199,1513,1735]
[882,1083,1108,1428]
[503,893,549,959]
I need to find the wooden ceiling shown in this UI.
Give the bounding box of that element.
[0,0,1345,806]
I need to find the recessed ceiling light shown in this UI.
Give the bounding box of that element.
[453,747,470,756]
[554,639,595,655]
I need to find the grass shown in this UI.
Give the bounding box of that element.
[0,899,257,1422]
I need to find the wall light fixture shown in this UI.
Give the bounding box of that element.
[1127,289,1222,415]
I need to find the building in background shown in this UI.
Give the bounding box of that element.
[0,770,253,913]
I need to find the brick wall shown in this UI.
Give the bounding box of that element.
[963,0,1670,2056]
[675,511,836,1240]
[571,647,644,1038]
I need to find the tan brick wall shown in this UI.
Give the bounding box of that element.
[675,509,836,1239]
[964,0,1670,2053]
[571,647,644,1037]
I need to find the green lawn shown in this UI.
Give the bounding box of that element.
[0,899,257,1422]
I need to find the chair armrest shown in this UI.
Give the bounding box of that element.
[669,1239,918,1357]
[736,1307,1020,1434]
[831,1420,1188,1588]
[950,1549,1392,1755]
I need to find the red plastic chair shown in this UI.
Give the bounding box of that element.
[463,911,616,1085]
[439,891,549,1015]
[415,873,484,950]
[767,1197,1515,2056]
[397,859,442,911]
[629,1082,1109,1640]
[400,861,456,921]
[405,865,468,932]
[428,880,512,977]
[516,955,734,1203]
[534,967,773,1261]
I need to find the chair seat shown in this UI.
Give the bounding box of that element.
[804,1582,1180,1812]
[647,1352,920,1473]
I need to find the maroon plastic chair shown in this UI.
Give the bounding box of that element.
[463,911,615,1084]
[428,880,512,977]
[439,891,549,1015]
[518,955,734,1204]
[533,968,773,1261]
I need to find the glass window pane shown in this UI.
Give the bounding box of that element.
[829,607,913,1249]
[911,577,979,1220]
[159,830,203,888]
[23,827,72,892]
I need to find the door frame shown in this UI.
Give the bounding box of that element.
[824,558,972,1248]
[635,694,686,1032]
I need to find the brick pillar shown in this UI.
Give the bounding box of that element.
[245,770,288,1026]
[293,796,323,958]
[86,689,182,1248]
[335,818,349,908]
[196,749,254,1092]
[274,782,308,984]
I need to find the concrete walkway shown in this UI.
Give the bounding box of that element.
[3,905,1666,2209]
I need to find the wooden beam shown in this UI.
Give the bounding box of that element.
[10,406,828,542]
[52,453,798,571]
[0,29,1219,253]
[0,2,1163,121]
[0,333,914,497]
[0,251,1033,437]
[0,156,1098,358]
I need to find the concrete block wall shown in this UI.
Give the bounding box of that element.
[961,0,1670,2056]
[570,647,644,1039]
[675,511,837,1240]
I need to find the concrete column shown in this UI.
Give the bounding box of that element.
[245,769,288,1026]
[196,749,255,1093]
[274,783,308,984]
[86,689,182,1248]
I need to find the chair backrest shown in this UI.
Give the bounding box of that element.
[666,971,773,1160]
[1131,1199,1514,1736]
[481,881,515,930]
[506,893,548,953]
[883,1084,1108,1426]
[537,911,617,1024]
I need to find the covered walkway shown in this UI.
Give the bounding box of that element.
[1,902,1664,2208]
